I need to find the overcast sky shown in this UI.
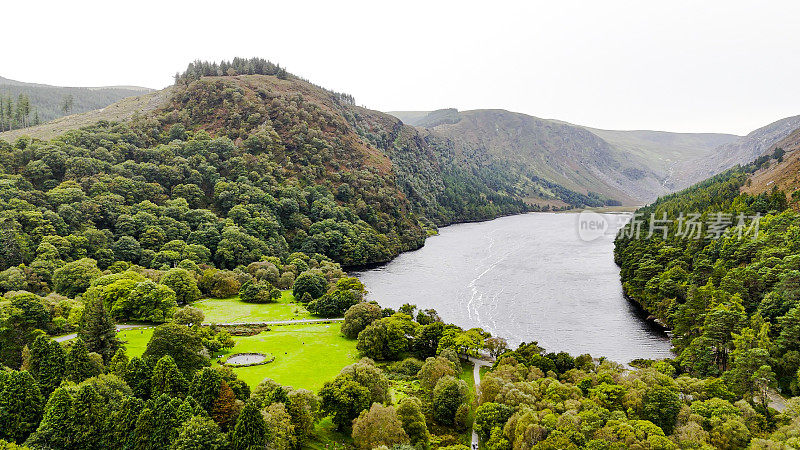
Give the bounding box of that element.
[4,0,799,135]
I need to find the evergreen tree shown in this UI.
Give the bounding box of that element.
[189,367,222,414]
[124,357,152,399]
[61,94,74,115]
[71,383,104,448]
[231,402,268,450]
[151,394,183,448]
[78,295,121,362]
[0,370,44,443]
[151,355,188,398]
[110,396,143,449]
[65,339,96,383]
[109,347,129,378]
[28,335,66,397]
[132,408,156,450]
[27,387,74,448]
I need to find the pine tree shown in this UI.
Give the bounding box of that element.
[78,295,121,362]
[231,402,268,450]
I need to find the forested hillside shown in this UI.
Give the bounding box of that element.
[613,144,800,398]
[0,59,537,282]
[0,76,151,131]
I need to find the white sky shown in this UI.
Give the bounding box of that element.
[3,0,799,135]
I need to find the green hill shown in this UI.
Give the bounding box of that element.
[0,75,152,132]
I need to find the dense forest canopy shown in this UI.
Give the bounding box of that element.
[614,148,800,394]
[7,57,799,448]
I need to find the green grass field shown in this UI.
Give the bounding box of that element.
[192,290,312,323]
[217,323,358,391]
[119,323,357,392]
[117,328,154,357]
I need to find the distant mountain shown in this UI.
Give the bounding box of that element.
[391,109,744,204]
[580,127,739,191]
[0,87,171,142]
[389,108,461,128]
[417,109,646,204]
[0,75,153,129]
[675,115,800,189]
[390,109,800,204]
[386,110,431,126]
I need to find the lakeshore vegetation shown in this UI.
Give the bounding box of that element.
[3,59,800,449]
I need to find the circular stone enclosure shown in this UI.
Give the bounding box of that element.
[223,352,274,367]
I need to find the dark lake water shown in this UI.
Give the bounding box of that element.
[355,212,673,364]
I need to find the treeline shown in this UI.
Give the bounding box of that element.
[0,93,41,131]
[174,58,356,106]
[614,150,800,402]
[176,58,289,84]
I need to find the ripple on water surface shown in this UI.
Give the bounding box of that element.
[355,212,673,364]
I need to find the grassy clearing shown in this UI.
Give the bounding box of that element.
[216,323,358,391]
[117,328,154,357]
[120,323,358,392]
[192,290,311,323]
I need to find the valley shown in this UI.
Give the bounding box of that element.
[1,55,800,450]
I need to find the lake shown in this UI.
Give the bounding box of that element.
[355,212,673,364]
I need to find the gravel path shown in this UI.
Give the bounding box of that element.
[469,356,493,449]
[53,324,146,342]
